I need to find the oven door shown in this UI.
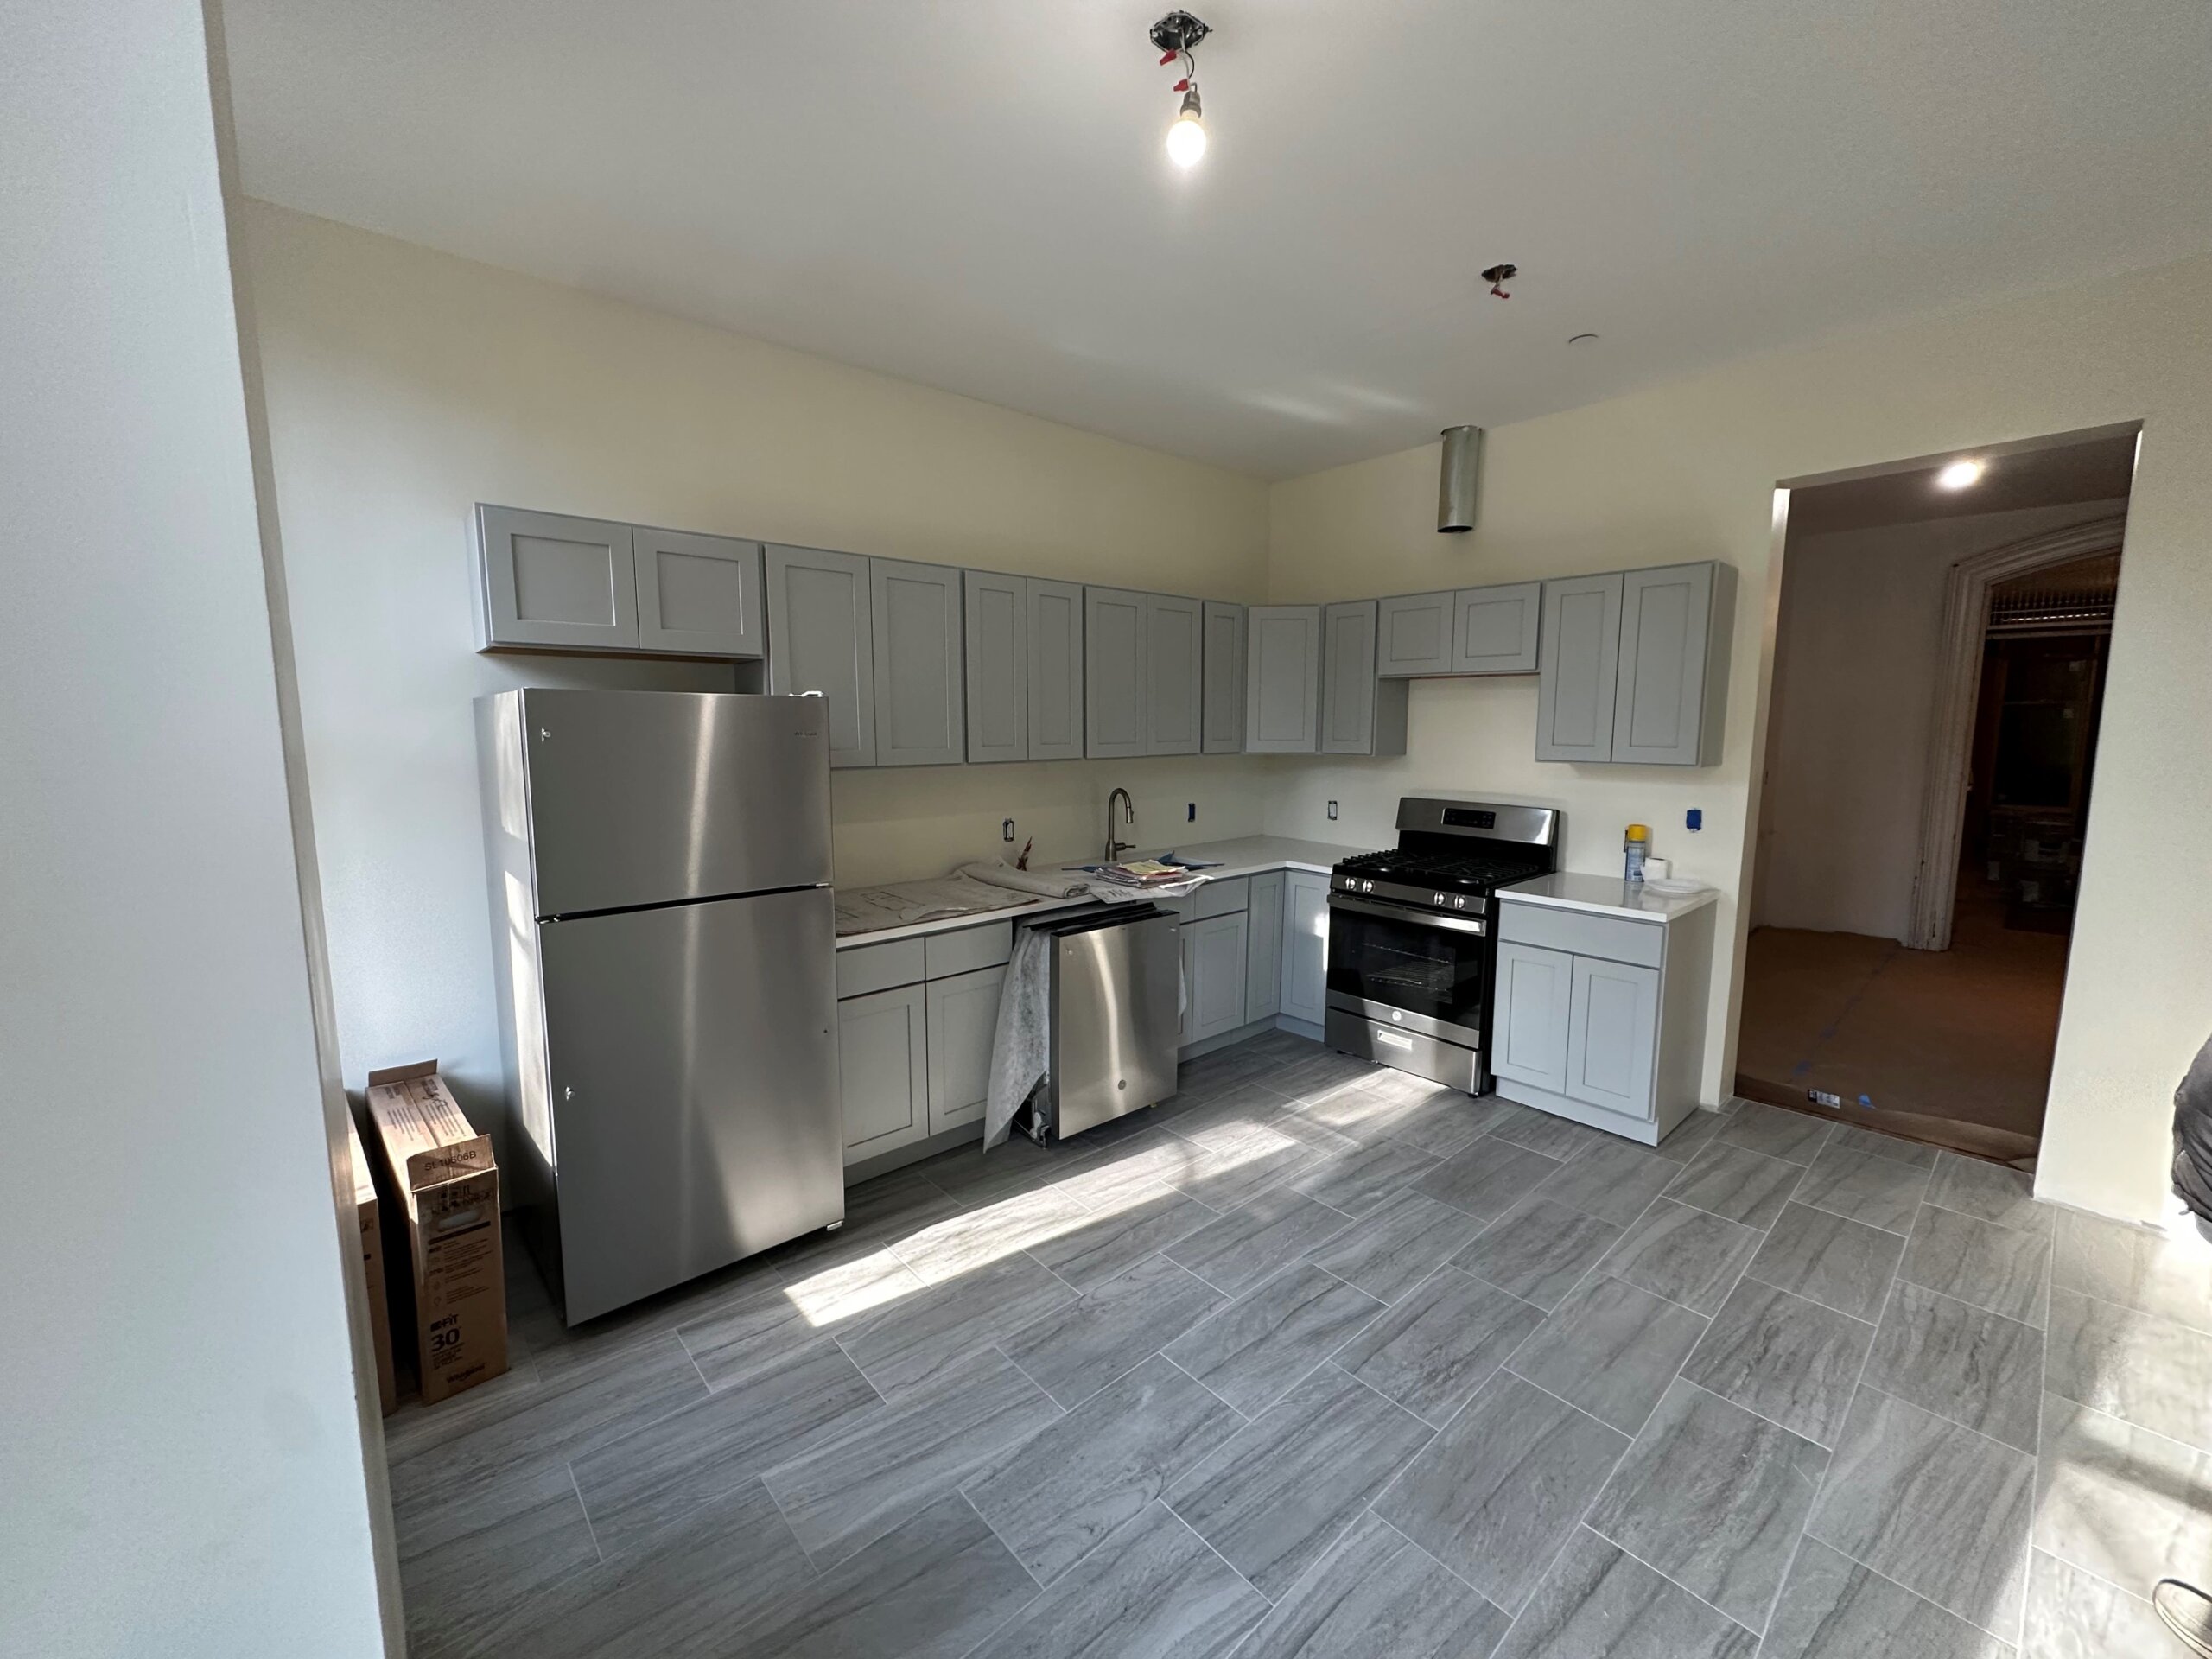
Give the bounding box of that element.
[1325,893,1489,1044]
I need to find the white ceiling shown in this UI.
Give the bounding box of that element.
[222,1,2212,479]
[1787,433,2139,536]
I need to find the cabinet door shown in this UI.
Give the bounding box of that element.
[1535,573,1624,763]
[1084,586,1147,759]
[838,983,928,1163]
[1491,940,1573,1095]
[633,528,764,657]
[1201,601,1245,753]
[1564,956,1660,1118]
[926,963,1007,1135]
[1320,601,1381,754]
[1190,912,1251,1041]
[1145,594,1204,755]
[1244,871,1284,1023]
[1452,582,1541,674]
[1376,592,1454,677]
[1027,578,1086,761]
[474,505,638,652]
[1611,563,1717,766]
[963,571,1028,764]
[1245,606,1321,753]
[1280,872,1332,1026]
[766,544,876,768]
[871,559,965,767]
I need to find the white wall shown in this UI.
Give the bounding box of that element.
[0,6,385,1654]
[1266,251,2212,1224]
[1756,499,2129,939]
[240,203,1273,1126]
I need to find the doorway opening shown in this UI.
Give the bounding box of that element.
[1738,429,2137,1164]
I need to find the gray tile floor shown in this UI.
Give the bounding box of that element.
[385,1038,2212,1656]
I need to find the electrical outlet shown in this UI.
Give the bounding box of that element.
[1001,818,1014,842]
[1186,802,1196,823]
[1686,809,1703,832]
[1326,800,1338,821]
[1808,1089,1842,1108]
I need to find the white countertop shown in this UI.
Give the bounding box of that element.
[834,835,1370,949]
[1498,871,1722,922]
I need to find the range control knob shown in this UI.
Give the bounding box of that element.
[1360,879,1374,893]
[1433,892,1447,906]
[1454,895,1468,910]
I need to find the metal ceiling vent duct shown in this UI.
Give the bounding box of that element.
[1438,425,1484,533]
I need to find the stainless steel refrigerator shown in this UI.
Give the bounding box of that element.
[477,688,841,1325]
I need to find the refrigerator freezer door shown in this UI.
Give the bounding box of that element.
[521,689,832,916]
[540,885,842,1323]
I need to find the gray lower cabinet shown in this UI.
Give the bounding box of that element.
[837,982,929,1164]
[1084,586,1147,759]
[1452,581,1541,673]
[1027,578,1085,760]
[1491,940,1574,1096]
[474,505,639,652]
[871,559,964,766]
[1492,893,1717,1146]
[633,527,764,657]
[963,570,1027,764]
[1187,912,1250,1042]
[925,963,1007,1135]
[1376,591,1455,677]
[1321,601,1408,756]
[1243,871,1284,1023]
[766,544,876,768]
[1280,871,1331,1026]
[1145,594,1204,755]
[1537,562,1732,766]
[1201,601,1245,753]
[1563,955,1658,1117]
[1246,605,1322,753]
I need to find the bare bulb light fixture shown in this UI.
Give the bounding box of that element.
[1936,458,1986,490]
[1151,11,1211,169]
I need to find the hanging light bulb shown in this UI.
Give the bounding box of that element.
[1166,86,1206,168]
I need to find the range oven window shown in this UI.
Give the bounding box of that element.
[1327,901,1486,1032]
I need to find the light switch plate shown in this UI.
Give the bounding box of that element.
[1326,800,1338,821]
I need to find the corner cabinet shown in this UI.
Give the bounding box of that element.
[1201,601,1245,753]
[1320,600,1408,757]
[1279,871,1332,1027]
[766,544,877,767]
[1491,893,1716,1146]
[1243,869,1285,1022]
[1536,562,1733,766]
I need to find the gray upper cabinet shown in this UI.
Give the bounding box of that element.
[1320,600,1409,757]
[474,505,638,652]
[1452,581,1541,674]
[1145,594,1204,756]
[1376,591,1454,677]
[1027,578,1085,760]
[632,527,764,658]
[963,571,1027,764]
[1201,601,1245,754]
[1537,562,1732,766]
[1084,586,1147,760]
[1611,562,1734,766]
[1245,606,1321,753]
[870,559,965,767]
[766,543,876,768]
[1535,572,1624,763]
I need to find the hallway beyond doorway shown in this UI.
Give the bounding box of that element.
[1736,876,2063,1163]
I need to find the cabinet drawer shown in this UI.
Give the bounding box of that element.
[924,920,1014,979]
[836,938,926,999]
[1497,901,1664,969]
[1194,876,1249,918]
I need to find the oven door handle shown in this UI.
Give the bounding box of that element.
[1328,893,1489,938]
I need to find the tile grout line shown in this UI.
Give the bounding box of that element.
[1154,1495,1278,1611]
[564,1460,607,1567]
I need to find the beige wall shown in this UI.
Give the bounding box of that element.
[1267,252,2212,1224]
[242,202,1271,1124]
[1756,499,2129,940]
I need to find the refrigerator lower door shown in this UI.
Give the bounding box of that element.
[538,884,841,1323]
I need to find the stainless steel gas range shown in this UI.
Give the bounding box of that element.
[1325,798,1561,1094]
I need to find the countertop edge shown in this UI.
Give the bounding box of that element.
[1497,876,1722,923]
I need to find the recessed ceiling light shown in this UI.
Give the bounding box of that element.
[1936,459,1985,490]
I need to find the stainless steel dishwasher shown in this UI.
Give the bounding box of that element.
[1042,906,1181,1139]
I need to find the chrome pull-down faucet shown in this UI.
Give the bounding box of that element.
[1103,788,1135,861]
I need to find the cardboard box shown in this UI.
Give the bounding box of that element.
[365,1061,508,1406]
[346,1114,398,1414]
